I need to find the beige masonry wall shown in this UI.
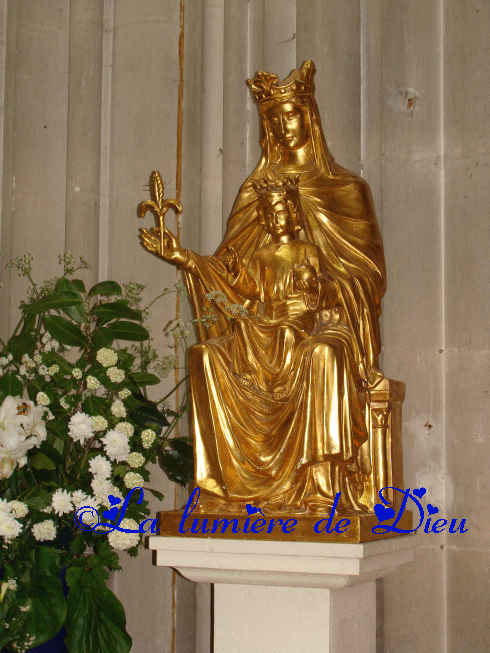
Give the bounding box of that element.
[0,1,489,652]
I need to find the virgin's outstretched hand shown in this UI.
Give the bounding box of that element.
[139,226,186,267]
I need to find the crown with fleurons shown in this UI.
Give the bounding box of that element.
[247,60,316,105]
[251,176,301,206]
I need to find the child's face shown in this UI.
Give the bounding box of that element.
[264,200,296,237]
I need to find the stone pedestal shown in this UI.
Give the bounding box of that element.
[149,535,418,653]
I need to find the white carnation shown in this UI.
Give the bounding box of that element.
[88,454,112,479]
[96,348,118,367]
[115,421,134,437]
[51,489,73,516]
[107,367,125,383]
[91,478,112,502]
[32,519,56,542]
[107,518,140,550]
[127,452,145,468]
[0,512,22,541]
[101,429,130,462]
[124,471,144,489]
[68,412,94,443]
[141,429,156,449]
[71,490,88,508]
[8,500,28,518]
[111,400,126,418]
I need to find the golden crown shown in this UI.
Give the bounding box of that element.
[247,60,316,105]
[251,176,300,204]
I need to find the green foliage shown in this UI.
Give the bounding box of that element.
[0,253,194,653]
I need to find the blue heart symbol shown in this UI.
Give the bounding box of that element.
[427,504,439,515]
[413,487,426,498]
[102,506,120,521]
[374,504,396,522]
[246,504,265,516]
[108,495,122,506]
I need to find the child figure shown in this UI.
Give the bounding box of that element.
[222,176,336,398]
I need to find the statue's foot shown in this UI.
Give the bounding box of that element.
[237,372,253,387]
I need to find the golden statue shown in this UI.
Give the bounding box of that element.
[140,62,409,538]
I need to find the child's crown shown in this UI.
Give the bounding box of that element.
[251,176,300,205]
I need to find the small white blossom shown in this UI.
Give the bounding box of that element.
[96,348,118,367]
[19,604,30,612]
[107,367,125,383]
[111,400,126,419]
[60,396,70,410]
[36,392,50,406]
[127,452,145,468]
[92,415,108,432]
[72,368,83,379]
[141,429,156,449]
[21,354,35,369]
[107,518,139,550]
[38,365,48,376]
[124,471,144,489]
[51,340,60,351]
[6,353,12,362]
[118,388,131,400]
[101,429,130,462]
[115,422,134,437]
[7,579,17,590]
[32,519,57,541]
[75,496,100,527]
[33,354,42,365]
[88,454,112,479]
[48,364,59,375]
[19,365,27,377]
[8,501,28,518]
[51,489,73,516]
[0,356,8,366]
[86,375,100,390]
[68,412,94,443]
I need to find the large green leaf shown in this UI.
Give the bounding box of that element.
[9,333,37,362]
[110,321,149,342]
[92,302,142,322]
[22,567,67,648]
[65,572,132,653]
[88,281,122,298]
[92,327,115,350]
[130,403,170,429]
[0,370,23,397]
[57,278,88,324]
[30,452,56,471]
[44,315,88,348]
[25,291,84,315]
[130,372,161,386]
[71,279,87,294]
[159,449,193,487]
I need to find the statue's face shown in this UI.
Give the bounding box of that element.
[267,101,308,150]
[264,200,296,237]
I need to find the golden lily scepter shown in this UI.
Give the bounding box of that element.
[138,171,183,254]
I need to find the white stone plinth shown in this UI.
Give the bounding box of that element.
[149,536,418,653]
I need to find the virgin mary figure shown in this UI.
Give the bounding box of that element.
[141,61,386,514]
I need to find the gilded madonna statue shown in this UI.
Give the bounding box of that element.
[140,61,402,524]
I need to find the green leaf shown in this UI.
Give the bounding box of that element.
[56,277,81,296]
[130,372,161,386]
[22,567,67,648]
[71,278,87,294]
[92,302,142,322]
[44,315,88,348]
[88,281,122,298]
[0,370,24,397]
[9,333,36,362]
[130,403,170,429]
[56,280,88,324]
[20,313,36,335]
[159,449,193,487]
[110,321,149,342]
[92,327,115,349]
[144,487,164,502]
[65,573,132,653]
[25,291,84,315]
[30,452,56,471]
[23,488,52,511]
[38,545,61,575]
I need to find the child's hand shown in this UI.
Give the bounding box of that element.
[293,258,318,293]
[223,246,239,275]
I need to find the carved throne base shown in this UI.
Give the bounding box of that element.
[157,378,411,543]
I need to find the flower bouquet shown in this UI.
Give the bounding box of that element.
[0,254,193,653]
